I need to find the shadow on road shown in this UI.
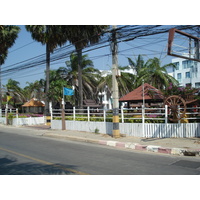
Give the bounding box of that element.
[0,156,78,175]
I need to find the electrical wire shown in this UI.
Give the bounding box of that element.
[1,25,199,80]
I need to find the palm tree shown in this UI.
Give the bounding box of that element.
[97,66,136,99]
[48,69,69,104]
[25,25,68,113]
[127,55,178,90]
[0,25,20,55]
[24,81,44,101]
[38,68,70,107]
[61,25,109,108]
[127,54,148,88]
[0,25,20,108]
[59,52,100,105]
[139,57,178,90]
[4,79,26,107]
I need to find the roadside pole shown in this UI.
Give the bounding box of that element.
[111,25,120,138]
[0,65,2,110]
[62,88,66,130]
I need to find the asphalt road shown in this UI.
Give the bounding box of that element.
[0,127,200,175]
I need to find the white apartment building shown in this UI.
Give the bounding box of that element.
[168,57,200,88]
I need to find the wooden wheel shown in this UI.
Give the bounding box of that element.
[164,95,186,122]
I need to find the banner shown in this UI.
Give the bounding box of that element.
[7,95,12,102]
[63,87,74,96]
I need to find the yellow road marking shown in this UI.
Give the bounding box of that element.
[0,146,89,175]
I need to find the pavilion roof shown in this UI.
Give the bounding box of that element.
[119,83,163,102]
[22,98,45,107]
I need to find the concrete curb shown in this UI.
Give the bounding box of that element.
[43,133,200,157]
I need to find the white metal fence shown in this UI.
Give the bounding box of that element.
[51,106,200,138]
[51,105,200,124]
[51,120,200,138]
[0,108,45,126]
[1,107,200,138]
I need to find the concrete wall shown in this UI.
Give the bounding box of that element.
[51,120,200,138]
[51,120,113,135]
[0,117,45,126]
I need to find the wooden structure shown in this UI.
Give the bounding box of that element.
[163,90,200,122]
[119,83,163,108]
[22,98,45,114]
[83,99,102,109]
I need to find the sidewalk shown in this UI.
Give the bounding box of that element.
[23,125,200,157]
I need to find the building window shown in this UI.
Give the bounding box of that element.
[185,72,190,78]
[182,60,192,69]
[195,82,200,88]
[173,62,180,70]
[177,73,182,80]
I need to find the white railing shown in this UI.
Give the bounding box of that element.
[51,105,200,124]
[50,120,200,138]
[0,108,45,126]
[52,107,113,122]
[0,108,18,118]
[51,106,200,138]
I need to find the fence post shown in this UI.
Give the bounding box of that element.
[16,108,19,126]
[178,105,180,124]
[87,106,90,122]
[121,105,124,123]
[5,108,8,125]
[165,105,168,125]
[103,108,106,122]
[61,98,66,130]
[29,116,32,125]
[50,106,53,121]
[142,105,145,137]
[73,107,75,121]
[165,105,168,137]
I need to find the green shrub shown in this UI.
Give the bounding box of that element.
[94,128,100,134]
[8,113,14,119]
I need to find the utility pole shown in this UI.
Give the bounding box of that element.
[45,25,50,115]
[111,25,120,138]
[0,65,2,109]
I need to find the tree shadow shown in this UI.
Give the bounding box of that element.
[141,123,200,142]
[0,156,79,175]
[141,137,168,142]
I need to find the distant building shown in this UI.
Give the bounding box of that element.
[99,68,136,109]
[22,98,44,113]
[168,57,200,88]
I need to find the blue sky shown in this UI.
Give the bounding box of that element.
[1,25,175,88]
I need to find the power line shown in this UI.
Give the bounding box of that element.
[1,25,199,78]
[8,41,36,53]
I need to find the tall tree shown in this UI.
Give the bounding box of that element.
[24,80,44,101]
[127,55,178,90]
[97,66,135,99]
[0,25,20,108]
[25,25,68,113]
[39,69,69,107]
[127,54,148,88]
[140,57,178,90]
[61,25,109,108]
[59,53,100,105]
[5,79,26,107]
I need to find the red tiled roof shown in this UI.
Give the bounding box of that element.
[119,83,163,102]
